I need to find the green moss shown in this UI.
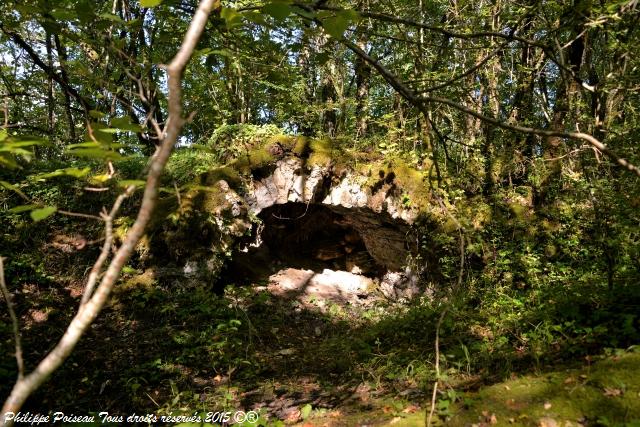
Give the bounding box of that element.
[292,136,310,156]
[447,350,640,426]
[181,185,228,215]
[147,195,179,229]
[458,196,492,230]
[266,134,295,147]
[199,166,242,189]
[393,162,430,207]
[308,137,334,167]
[118,269,156,291]
[360,156,431,213]
[231,146,275,172]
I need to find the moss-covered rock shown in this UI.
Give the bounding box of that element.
[141,133,442,274]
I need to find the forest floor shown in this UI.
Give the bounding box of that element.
[2,255,639,426]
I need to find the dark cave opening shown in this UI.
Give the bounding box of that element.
[221,203,385,285]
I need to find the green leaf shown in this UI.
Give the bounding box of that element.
[322,16,349,39]
[1,139,47,149]
[31,167,91,180]
[75,1,94,23]
[290,5,315,19]
[220,7,243,28]
[99,13,123,22]
[263,2,291,21]
[89,173,112,184]
[117,179,146,189]
[50,9,77,21]
[140,0,162,7]
[30,206,57,222]
[66,148,124,161]
[110,116,141,132]
[315,51,331,66]
[0,147,32,155]
[301,404,313,420]
[209,49,233,57]
[9,204,39,213]
[0,181,28,200]
[243,11,267,25]
[0,156,19,169]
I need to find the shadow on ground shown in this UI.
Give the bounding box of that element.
[1,259,639,426]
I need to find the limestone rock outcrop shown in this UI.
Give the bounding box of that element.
[147,137,434,283]
[244,157,420,270]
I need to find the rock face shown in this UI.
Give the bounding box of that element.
[148,143,432,286]
[244,157,419,271]
[246,157,417,223]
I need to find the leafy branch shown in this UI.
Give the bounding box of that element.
[339,37,640,177]
[0,0,219,421]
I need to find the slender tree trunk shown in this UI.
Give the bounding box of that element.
[53,35,76,142]
[354,35,371,138]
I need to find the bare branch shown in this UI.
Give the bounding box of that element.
[0,257,24,381]
[418,41,510,93]
[57,210,103,221]
[1,0,219,421]
[80,186,135,306]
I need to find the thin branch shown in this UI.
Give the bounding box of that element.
[0,26,94,114]
[419,41,510,93]
[80,187,134,306]
[427,309,446,427]
[0,257,24,381]
[427,198,465,426]
[422,94,640,176]
[305,4,599,99]
[57,210,103,221]
[1,0,218,421]
[2,99,8,128]
[340,38,640,177]
[543,147,589,162]
[310,4,541,45]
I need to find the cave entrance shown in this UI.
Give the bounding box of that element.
[222,203,384,285]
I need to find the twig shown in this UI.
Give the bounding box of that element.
[427,308,446,427]
[80,186,134,306]
[57,210,103,221]
[173,181,182,208]
[0,257,24,380]
[427,197,465,427]
[419,41,510,93]
[543,147,588,162]
[2,98,8,128]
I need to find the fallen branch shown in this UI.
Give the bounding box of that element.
[1,0,218,422]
